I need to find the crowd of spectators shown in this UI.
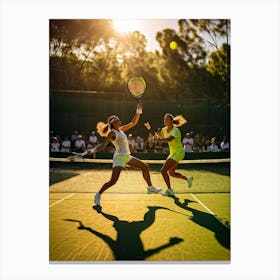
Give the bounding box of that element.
[50,130,229,154]
[50,130,98,153]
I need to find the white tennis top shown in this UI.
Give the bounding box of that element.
[111,128,131,155]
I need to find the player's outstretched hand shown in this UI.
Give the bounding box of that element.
[87,147,97,155]
[154,133,160,140]
[144,121,151,130]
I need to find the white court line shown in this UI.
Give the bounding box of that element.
[49,193,75,208]
[190,193,230,229]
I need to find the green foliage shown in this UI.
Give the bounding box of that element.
[207,43,230,81]
[49,19,230,102]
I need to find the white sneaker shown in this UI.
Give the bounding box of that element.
[162,189,175,197]
[94,193,101,206]
[187,176,193,188]
[147,186,162,194]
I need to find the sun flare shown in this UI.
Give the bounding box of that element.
[113,19,140,33]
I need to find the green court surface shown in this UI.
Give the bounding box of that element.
[49,163,230,262]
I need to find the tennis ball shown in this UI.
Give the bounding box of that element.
[169,41,178,50]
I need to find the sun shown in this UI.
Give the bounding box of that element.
[112,19,140,33]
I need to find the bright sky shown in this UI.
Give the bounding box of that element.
[112,19,179,51]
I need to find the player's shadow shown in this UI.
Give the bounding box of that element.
[49,171,79,185]
[170,196,230,250]
[65,206,183,260]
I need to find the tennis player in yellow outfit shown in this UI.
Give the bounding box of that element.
[145,113,193,196]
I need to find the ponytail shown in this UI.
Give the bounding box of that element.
[96,122,110,137]
[173,115,187,127]
[165,113,187,127]
[96,115,120,137]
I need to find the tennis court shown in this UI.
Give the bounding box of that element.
[49,158,230,262]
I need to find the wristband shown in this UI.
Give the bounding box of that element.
[136,108,143,115]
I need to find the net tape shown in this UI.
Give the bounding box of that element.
[50,157,230,164]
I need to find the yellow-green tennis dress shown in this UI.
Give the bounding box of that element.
[162,126,185,162]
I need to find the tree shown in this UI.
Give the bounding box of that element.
[179,19,230,51]
[49,19,230,102]
[153,19,230,100]
[207,43,230,101]
[50,19,116,72]
[207,43,230,79]
[50,19,115,53]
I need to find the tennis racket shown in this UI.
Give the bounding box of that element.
[127,76,146,103]
[67,151,88,161]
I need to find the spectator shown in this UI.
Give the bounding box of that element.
[154,128,163,153]
[135,136,144,152]
[208,137,219,152]
[220,136,230,151]
[50,137,60,152]
[201,135,207,151]
[49,131,54,145]
[87,131,98,149]
[162,142,169,154]
[182,132,193,153]
[193,133,203,152]
[87,131,98,158]
[104,142,115,153]
[128,134,136,152]
[204,137,211,151]
[60,136,71,153]
[146,132,155,153]
[71,130,79,150]
[75,134,86,152]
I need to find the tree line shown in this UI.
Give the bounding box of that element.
[50,19,230,102]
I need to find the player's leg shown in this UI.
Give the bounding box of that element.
[168,149,193,188]
[168,164,193,188]
[99,166,123,194]
[94,166,123,205]
[160,158,177,192]
[127,157,162,193]
[168,164,187,180]
[127,157,151,185]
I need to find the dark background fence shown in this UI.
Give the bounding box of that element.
[50,90,230,141]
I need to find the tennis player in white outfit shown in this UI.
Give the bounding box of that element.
[88,103,162,206]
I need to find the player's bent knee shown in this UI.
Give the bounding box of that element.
[138,162,149,172]
[108,179,117,186]
[168,170,175,177]
[161,168,168,174]
[143,163,149,171]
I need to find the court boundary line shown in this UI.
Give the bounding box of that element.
[190,193,230,230]
[49,193,75,208]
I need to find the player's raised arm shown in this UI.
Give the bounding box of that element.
[144,122,164,140]
[120,103,143,132]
